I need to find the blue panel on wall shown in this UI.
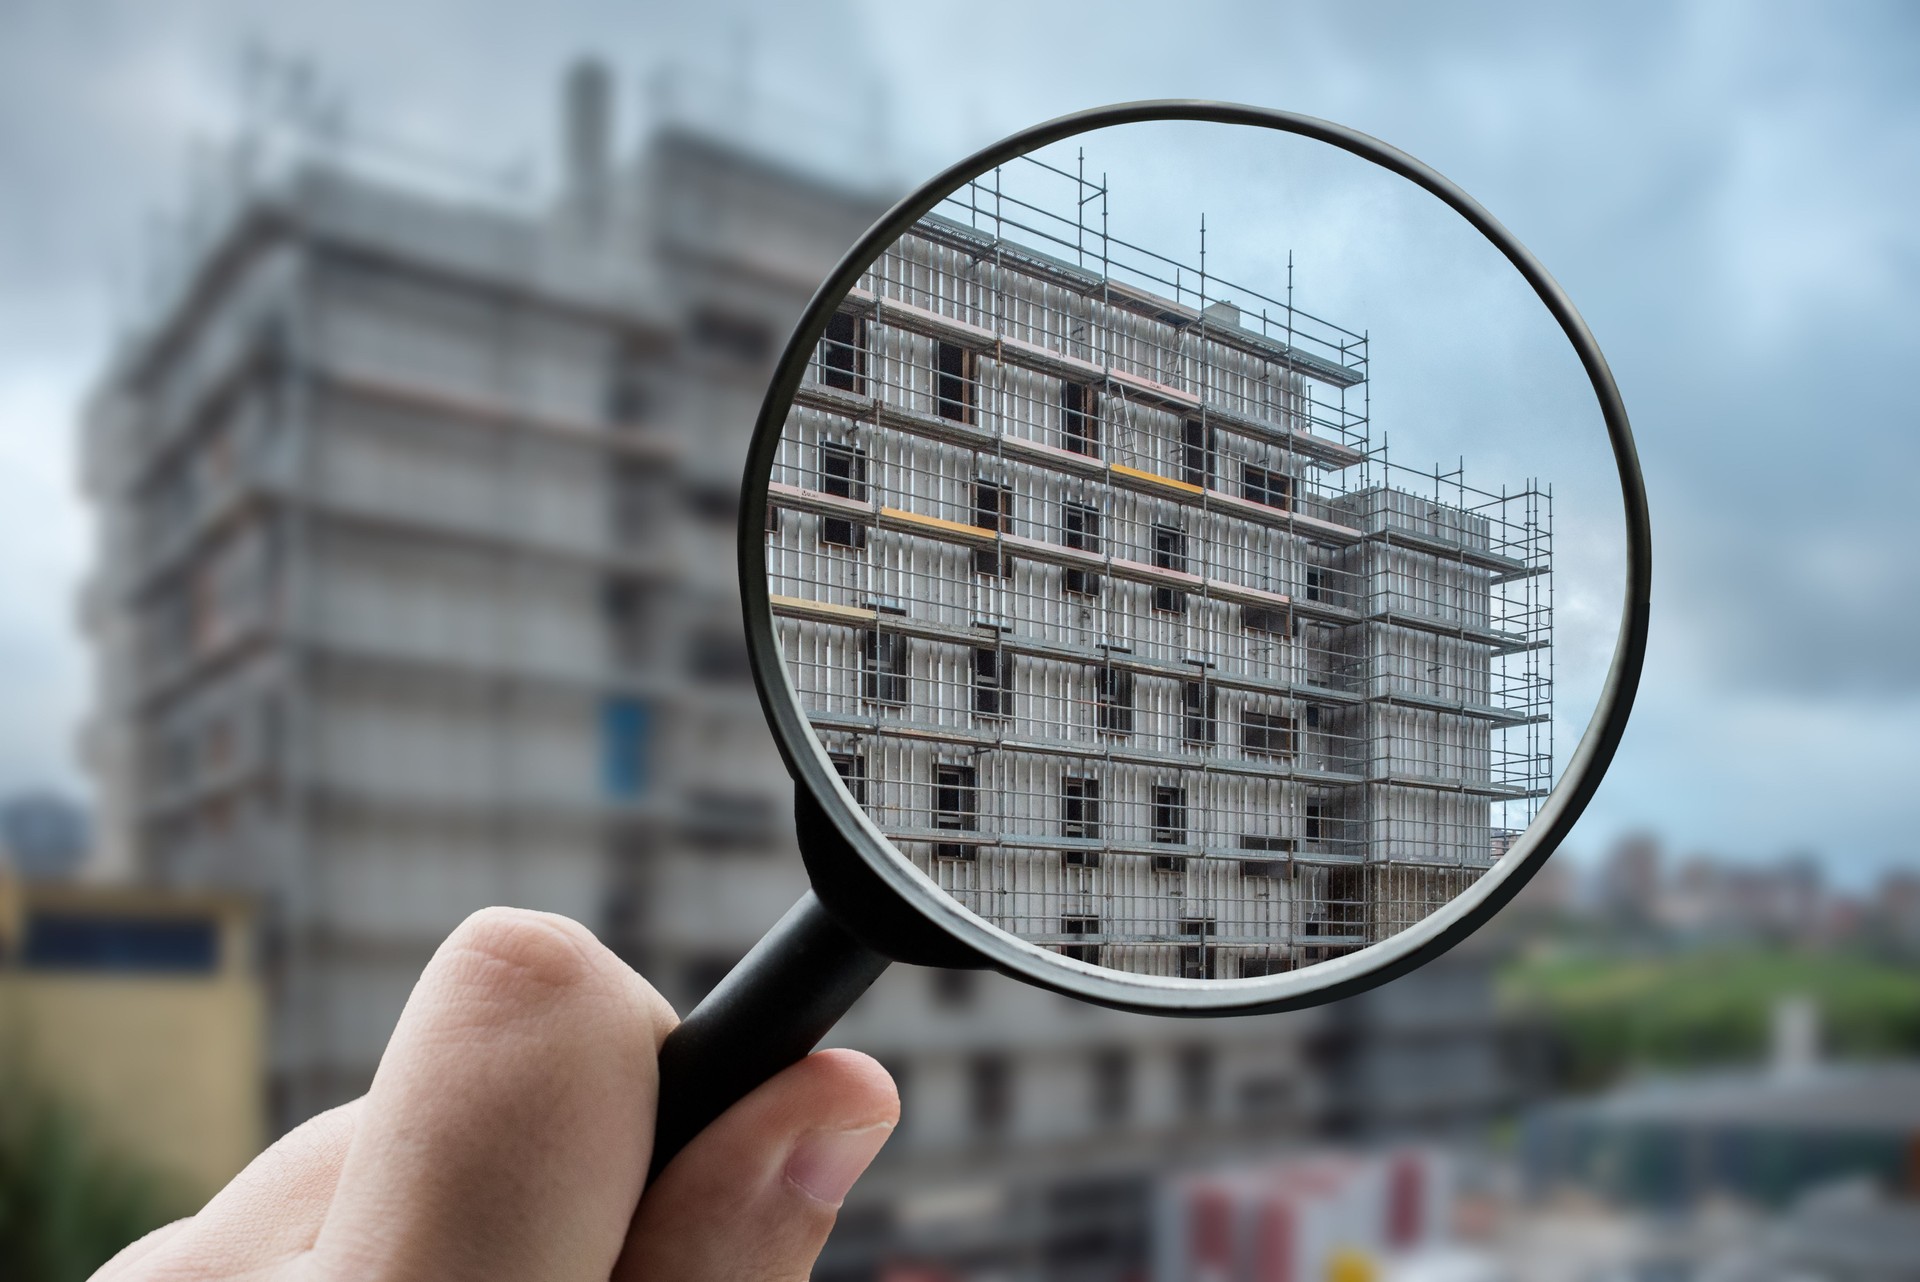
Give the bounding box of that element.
[22,913,219,973]
[602,696,653,798]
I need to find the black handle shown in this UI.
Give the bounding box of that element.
[647,890,891,1182]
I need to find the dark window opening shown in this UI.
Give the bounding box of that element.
[1153,524,1188,614]
[936,341,974,423]
[934,967,976,1006]
[830,752,867,807]
[606,360,650,426]
[1305,803,1323,843]
[1063,501,1102,596]
[1306,705,1321,729]
[688,484,737,524]
[819,442,868,549]
[690,308,774,363]
[683,789,778,850]
[1092,1047,1132,1123]
[1242,464,1292,511]
[1152,784,1187,852]
[1180,918,1217,980]
[1181,418,1214,488]
[972,481,1011,577]
[1095,666,1134,737]
[603,579,649,667]
[973,646,1013,718]
[934,762,978,860]
[613,461,653,543]
[1306,567,1324,602]
[861,630,908,705]
[1182,680,1216,747]
[1060,915,1101,964]
[1177,1044,1216,1118]
[1061,775,1102,843]
[1245,604,1288,634]
[1326,867,1365,933]
[969,1054,1011,1135]
[1241,954,1294,978]
[1240,833,1294,879]
[821,310,866,393]
[689,627,752,682]
[1242,709,1297,758]
[1062,381,1100,456]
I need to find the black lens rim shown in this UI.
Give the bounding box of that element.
[737,100,1651,1014]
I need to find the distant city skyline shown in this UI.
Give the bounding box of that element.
[2,1,1917,886]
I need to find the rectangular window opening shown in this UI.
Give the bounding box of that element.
[1242,709,1298,758]
[972,480,1011,577]
[1061,775,1102,844]
[1245,604,1289,635]
[1153,524,1188,614]
[830,752,867,807]
[821,310,866,394]
[1063,501,1102,596]
[1062,381,1100,456]
[934,762,979,860]
[936,341,974,423]
[1095,665,1134,737]
[972,646,1012,719]
[1182,680,1216,748]
[861,630,908,705]
[1092,1047,1132,1123]
[969,1053,1011,1134]
[1181,418,1215,489]
[1242,463,1293,511]
[1152,784,1187,854]
[1179,918,1217,980]
[819,442,868,549]
[1061,915,1101,964]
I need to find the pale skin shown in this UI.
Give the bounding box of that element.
[96,907,899,1281]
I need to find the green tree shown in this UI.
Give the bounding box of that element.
[0,1075,189,1282]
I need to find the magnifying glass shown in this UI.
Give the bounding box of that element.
[646,101,1649,1179]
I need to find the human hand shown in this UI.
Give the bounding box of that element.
[96,908,899,1280]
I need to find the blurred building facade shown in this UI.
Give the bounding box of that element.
[78,61,1538,1279]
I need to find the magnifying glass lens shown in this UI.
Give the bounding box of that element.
[761,121,1616,983]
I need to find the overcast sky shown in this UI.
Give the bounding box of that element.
[2,1,1914,884]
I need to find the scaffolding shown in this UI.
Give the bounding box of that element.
[766,153,1552,978]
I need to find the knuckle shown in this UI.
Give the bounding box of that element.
[442,906,608,997]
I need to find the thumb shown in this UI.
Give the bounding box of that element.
[615,1048,898,1282]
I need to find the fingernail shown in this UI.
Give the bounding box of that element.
[785,1122,893,1206]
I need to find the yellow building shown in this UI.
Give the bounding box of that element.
[0,873,264,1200]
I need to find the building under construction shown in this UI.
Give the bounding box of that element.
[80,63,1549,1280]
[770,156,1551,979]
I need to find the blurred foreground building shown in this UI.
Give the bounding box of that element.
[78,61,1538,1279]
[0,871,263,1197]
